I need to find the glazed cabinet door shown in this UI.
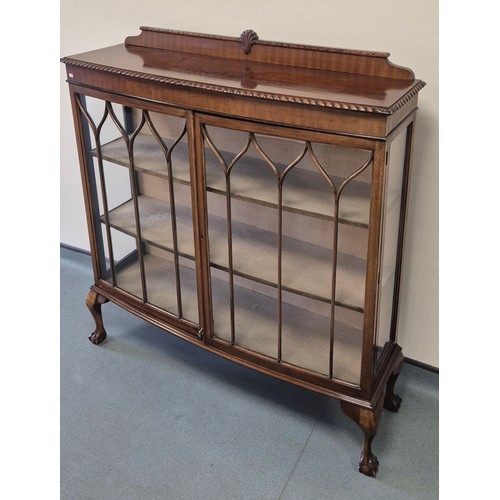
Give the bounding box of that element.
[72,90,201,334]
[198,116,376,387]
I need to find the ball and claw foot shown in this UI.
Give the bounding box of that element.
[89,327,107,345]
[341,348,404,476]
[359,453,379,477]
[86,289,108,345]
[341,401,381,478]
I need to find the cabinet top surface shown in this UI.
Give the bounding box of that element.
[62,27,425,115]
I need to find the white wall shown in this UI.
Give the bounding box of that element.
[60,0,438,367]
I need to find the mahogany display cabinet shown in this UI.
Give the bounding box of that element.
[62,27,425,476]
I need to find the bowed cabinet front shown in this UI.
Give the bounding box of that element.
[63,26,425,476]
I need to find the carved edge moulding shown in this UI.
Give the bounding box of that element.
[62,26,426,477]
[60,55,425,115]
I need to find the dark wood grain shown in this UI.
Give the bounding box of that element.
[125,26,415,80]
[86,289,108,344]
[62,44,424,115]
[384,350,405,412]
[341,396,383,477]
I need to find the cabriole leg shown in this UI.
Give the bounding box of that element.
[341,400,381,477]
[86,289,108,345]
[384,352,404,412]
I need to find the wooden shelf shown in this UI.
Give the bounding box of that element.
[116,252,362,384]
[105,195,195,258]
[94,133,371,227]
[112,253,199,324]
[205,147,372,227]
[104,194,366,311]
[212,273,362,383]
[95,133,192,183]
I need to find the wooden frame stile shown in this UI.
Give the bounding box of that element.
[122,105,148,303]
[361,140,387,400]
[187,110,209,341]
[339,139,387,477]
[70,87,114,345]
[69,87,103,285]
[62,27,426,477]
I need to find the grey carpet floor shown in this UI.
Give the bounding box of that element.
[60,247,438,499]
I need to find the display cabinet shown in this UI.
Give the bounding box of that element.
[62,27,425,476]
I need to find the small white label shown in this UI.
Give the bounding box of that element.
[68,73,74,78]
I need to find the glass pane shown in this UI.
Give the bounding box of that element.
[376,129,407,362]
[281,291,331,376]
[111,228,144,301]
[332,307,364,384]
[233,276,278,358]
[210,266,232,343]
[178,256,199,324]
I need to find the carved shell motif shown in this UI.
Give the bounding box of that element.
[240,30,259,55]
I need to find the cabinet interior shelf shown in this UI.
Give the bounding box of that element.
[103,194,366,312]
[114,252,199,324]
[93,133,372,228]
[115,252,362,383]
